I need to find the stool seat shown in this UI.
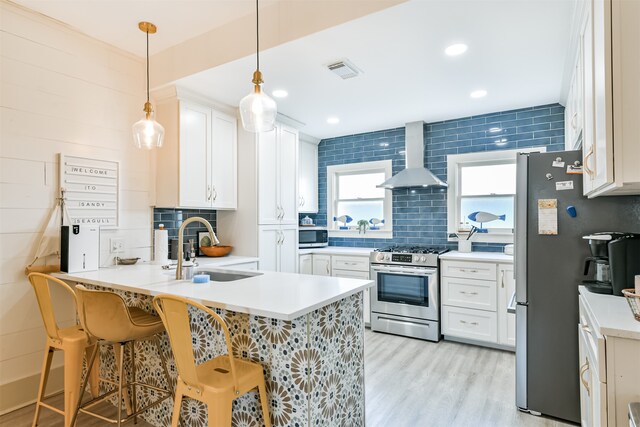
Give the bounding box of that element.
[193,356,265,395]
[126,307,165,339]
[56,325,94,346]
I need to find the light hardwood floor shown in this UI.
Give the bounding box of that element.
[1,330,576,427]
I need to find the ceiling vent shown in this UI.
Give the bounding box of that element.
[327,59,362,79]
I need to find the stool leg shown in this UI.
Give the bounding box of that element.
[207,398,232,427]
[63,341,86,427]
[112,343,133,417]
[257,377,272,427]
[116,343,125,427]
[170,382,183,427]
[84,345,100,398]
[155,336,174,398]
[71,343,99,427]
[32,346,54,427]
[130,341,137,425]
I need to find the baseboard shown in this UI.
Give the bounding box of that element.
[0,366,64,415]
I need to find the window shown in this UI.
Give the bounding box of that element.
[327,160,393,238]
[447,148,545,243]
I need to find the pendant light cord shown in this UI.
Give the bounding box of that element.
[146,29,150,104]
[256,0,259,72]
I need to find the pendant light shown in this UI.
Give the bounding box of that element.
[239,0,277,132]
[132,22,164,149]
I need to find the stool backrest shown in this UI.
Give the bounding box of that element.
[75,285,134,342]
[152,294,239,392]
[28,273,78,343]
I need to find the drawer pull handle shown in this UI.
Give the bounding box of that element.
[459,269,479,273]
[459,320,479,326]
[459,291,479,296]
[579,361,590,397]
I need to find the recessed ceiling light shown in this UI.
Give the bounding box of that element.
[272,89,288,98]
[327,117,340,124]
[445,43,468,56]
[489,127,502,133]
[470,89,488,99]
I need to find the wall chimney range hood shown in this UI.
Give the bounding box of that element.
[377,121,447,189]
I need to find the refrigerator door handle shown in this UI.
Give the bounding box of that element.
[516,303,528,410]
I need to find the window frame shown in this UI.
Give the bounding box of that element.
[446,147,546,243]
[327,160,393,238]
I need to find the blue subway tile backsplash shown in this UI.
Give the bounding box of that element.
[301,103,565,251]
[153,208,217,251]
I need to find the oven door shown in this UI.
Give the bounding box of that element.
[370,264,439,321]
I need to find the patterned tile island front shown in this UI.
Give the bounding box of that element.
[55,263,370,426]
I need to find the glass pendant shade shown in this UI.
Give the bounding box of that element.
[239,85,277,132]
[132,112,165,149]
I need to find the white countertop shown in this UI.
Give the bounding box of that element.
[440,250,513,263]
[54,257,373,321]
[299,247,374,256]
[579,286,640,340]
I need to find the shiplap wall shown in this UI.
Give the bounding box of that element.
[0,1,153,411]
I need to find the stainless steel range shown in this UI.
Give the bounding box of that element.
[369,245,448,342]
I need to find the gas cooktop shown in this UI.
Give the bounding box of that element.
[370,246,448,267]
[374,245,449,255]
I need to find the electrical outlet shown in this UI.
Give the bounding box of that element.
[110,238,124,253]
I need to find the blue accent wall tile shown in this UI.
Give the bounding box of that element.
[299,104,565,251]
[153,208,217,246]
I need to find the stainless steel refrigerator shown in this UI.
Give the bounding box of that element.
[515,150,640,423]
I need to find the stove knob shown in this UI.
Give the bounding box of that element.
[413,255,419,263]
[376,253,385,262]
[385,255,391,261]
[420,256,427,262]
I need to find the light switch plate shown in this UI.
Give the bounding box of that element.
[110,238,124,253]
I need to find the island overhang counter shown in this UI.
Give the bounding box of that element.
[55,261,373,427]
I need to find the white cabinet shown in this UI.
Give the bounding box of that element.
[312,254,331,276]
[258,224,297,273]
[155,97,237,209]
[298,138,318,213]
[565,42,584,151]
[441,259,514,350]
[299,254,312,274]
[580,0,640,197]
[497,264,516,347]
[258,123,298,225]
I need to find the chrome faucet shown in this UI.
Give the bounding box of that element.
[176,216,219,280]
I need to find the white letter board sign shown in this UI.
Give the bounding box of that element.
[59,153,119,228]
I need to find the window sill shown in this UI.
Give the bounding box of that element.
[448,233,513,244]
[329,230,393,239]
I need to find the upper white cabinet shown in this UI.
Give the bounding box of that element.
[298,136,319,213]
[155,95,237,209]
[258,123,298,225]
[258,224,297,273]
[564,42,584,151]
[575,0,640,197]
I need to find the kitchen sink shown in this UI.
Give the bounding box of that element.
[196,270,261,282]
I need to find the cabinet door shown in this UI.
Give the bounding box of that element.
[278,125,298,225]
[179,101,211,208]
[582,1,596,195]
[312,254,331,276]
[210,110,237,209]
[258,225,279,272]
[498,264,516,348]
[279,226,298,273]
[299,254,313,274]
[578,325,592,427]
[298,140,318,213]
[257,128,280,224]
[590,0,615,192]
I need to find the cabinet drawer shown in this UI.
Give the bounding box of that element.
[442,306,497,343]
[332,269,369,280]
[332,256,370,272]
[579,295,606,380]
[442,277,496,312]
[441,260,497,281]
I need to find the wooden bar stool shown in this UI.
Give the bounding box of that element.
[152,294,272,427]
[27,272,99,427]
[72,285,174,426]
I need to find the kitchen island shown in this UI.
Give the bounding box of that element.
[55,260,372,427]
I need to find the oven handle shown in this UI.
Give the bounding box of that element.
[371,265,437,276]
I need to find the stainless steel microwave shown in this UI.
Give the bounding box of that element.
[299,227,328,248]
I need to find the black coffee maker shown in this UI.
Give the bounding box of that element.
[582,232,640,295]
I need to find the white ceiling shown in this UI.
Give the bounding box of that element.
[178,0,574,139]
[12,0,574,140]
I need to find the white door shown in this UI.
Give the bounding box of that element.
[179,101,211,208]
[298,140,318,213]
[210,110,237,209]
[299,254,313,274]
[279,226,298,273]
[312,255,331,276]
[258,128,279,224]
[278,124,298,225]
[498,264,516,347]
[258,225,279,272]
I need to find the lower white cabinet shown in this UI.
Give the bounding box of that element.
[312,255,331,276]
[258,225,297,273]
[298,252,371,325]
[441,259,515,349]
